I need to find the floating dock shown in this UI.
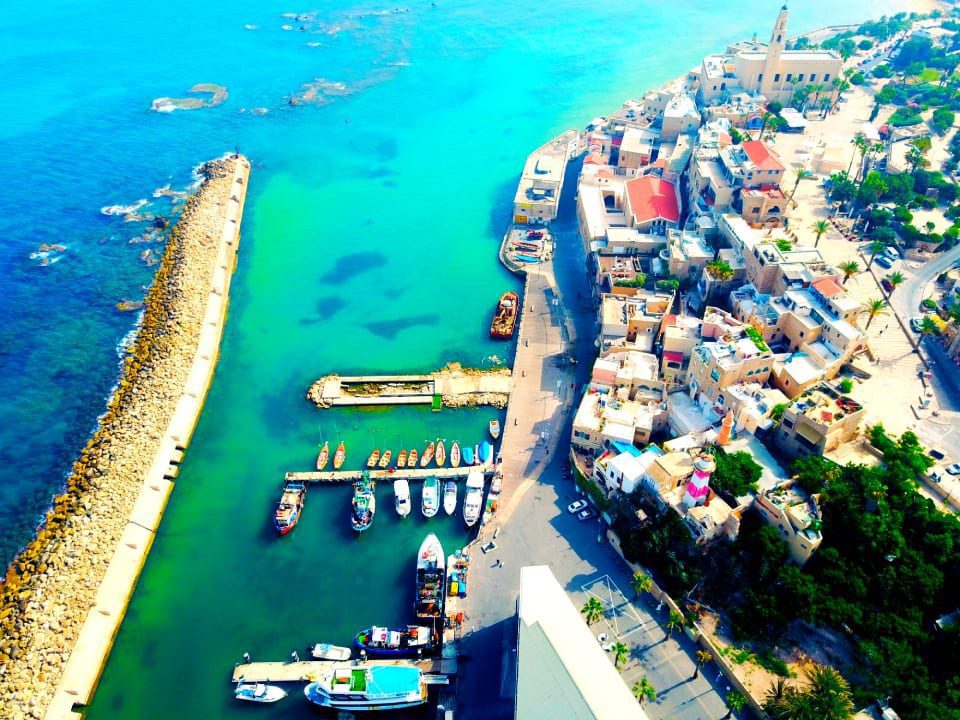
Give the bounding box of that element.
[285,464,495,484]
[231,657,453,684]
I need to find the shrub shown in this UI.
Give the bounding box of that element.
[615,272,646,288]
[872,63,894,79]
[889,107,924,127]
[656,277,680,292]
[858,39,875,51]
[850,72,866,86]
[839,378,854,394]
[932,107,955,135]
[767,101,783,114]
[922,298,937,310]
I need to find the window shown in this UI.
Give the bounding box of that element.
[824,74,831,82]
[810,73,817,82]
[786,73,793,82]
[710,368,720,382]
[798,73,805,82]
[783,418,795,429]
[774,73,781,82]
[758,73,764,83]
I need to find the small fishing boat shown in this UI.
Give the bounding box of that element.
[354,625,437,658]
[407,448,418,467]
[450,441,461,468]
[235,683,287,703]
[316,441,330,471]
[420,441,435,468]
[463,471,484,527]
[333,441,346,470]
[396,449,408,469]
[443,480,457,516]
[479,441,493,464]
[274,482,306,536]
[304,665,428,711]
[473,444,481,465]
[310,643,353,661]
[415,533,445,618]
[489,419,501,440]
[395,479,411,518]
[490,291,520,339]
[366,449,381,469]
[435,439,446,468]
[378,449,392,469]
[351,476,376,533]
[421,476,440,518]
[462,444,474,465]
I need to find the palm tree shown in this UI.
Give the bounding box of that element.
[632,677,657,705]
[837,260,860,284]
[581,596,605,625]
[665,610,685,638]
[759,111,777,138]
[724,690,747,719]
[630,571,653,599]
[692,649,713,680]
[865,239,886,270]
[612,641,630,670]
[925,220,936,237]
[800,664,854,720]
[848,133,869,178]
[863,298,889,329]
[888,270,906,293]
[788,168,811,206]
[920,316,939,337]
[812,219,830,247]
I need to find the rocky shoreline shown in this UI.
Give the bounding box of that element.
[0,155,249,719]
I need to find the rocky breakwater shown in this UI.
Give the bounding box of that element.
[0,155,250,720]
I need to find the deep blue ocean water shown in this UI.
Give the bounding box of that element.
[0,1,913,716]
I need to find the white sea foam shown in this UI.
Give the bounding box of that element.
[244,24,259,30]
[101,199,148,216]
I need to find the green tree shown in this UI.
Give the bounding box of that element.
[692,649,713,680]
[581,596,604,625]
[712,448,762,498]
[888,270,906,292]
[666,610,685,638]
[724,690,747,719]
[862,298,889,329]
[857,171,887,207]
[801,664,855,720]
[788,168,811,206]
[630,571,653,599]
[865,239,887,270]
[632,677,657,705]
[837,260,860,284]
[919,316,939,337]
[829,172,856,204]
[812,219,831,247]
[706,260,734,281]
[612,641,630,670]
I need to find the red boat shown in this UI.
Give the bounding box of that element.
[490,291,519,339]
[274,482,306,535]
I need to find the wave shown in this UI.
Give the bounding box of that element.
[101,199,148,216]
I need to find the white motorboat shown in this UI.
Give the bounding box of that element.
[442,480,457,516]
[311,643,353,661]
[421,477,440,518]
[235,682,288,703]
[489,419,501,439]
[394,479,411,518]
[415,533,445,618]
[463,470,484,527]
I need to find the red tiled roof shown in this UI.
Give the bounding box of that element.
[811,276,844,299]
[625,176,680,224]
[741,140,785,172]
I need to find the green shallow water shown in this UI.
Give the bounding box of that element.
[80,1,913,717]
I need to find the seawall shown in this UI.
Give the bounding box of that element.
[0,155,250,720]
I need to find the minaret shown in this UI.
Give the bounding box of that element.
[760,4,789,97]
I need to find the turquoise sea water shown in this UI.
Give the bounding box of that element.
[0,0,913,716]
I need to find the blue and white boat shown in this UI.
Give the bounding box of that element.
[462,444,474,465]
[304,664,427,711]
[351,474,376,533]
[354,625,436,657]
[235,682,287,703]
[479,441,493,464]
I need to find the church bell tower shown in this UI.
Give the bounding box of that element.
[761,4,789,97]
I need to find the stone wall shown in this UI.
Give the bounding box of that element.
[0,155,250,720]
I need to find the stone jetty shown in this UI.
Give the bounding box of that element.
[0,155,250,719]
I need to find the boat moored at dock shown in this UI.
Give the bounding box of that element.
[435,439,446,468]
[407,448,418,468]
[310,643,353,661]
[366,449,380,469]
[421,477,440,518]
[274,482,306,535]
[450,441,461,468]
[419,441,435,468]
[378,449,392,469]
[353,625,436,658]
[396,448,408,469]
[394,479,411,518]
[333,441,346,469]
[490,291,520,339]
[479,441,493,464]
[316,441,329,471]
[442,480,457,516]
[463,471,484,528]
[304,665,427,712]
[489,419,500,440]
[415,533,445,619]
[462,445,474,465]
[235,682,287,703]
[351,475,376,533]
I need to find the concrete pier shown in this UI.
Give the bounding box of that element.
[231,657,450,683]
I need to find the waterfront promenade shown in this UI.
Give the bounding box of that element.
[0,156,250,720]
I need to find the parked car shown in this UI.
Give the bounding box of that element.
[881,278,894,292]
[577,508,598,521]
[910,317,924,333]
[929,470,943,483]
[567,499,588,514]
[883,245,901,259]
[930,449,946,460]
[875,255,895,269]
[946,463,960,475]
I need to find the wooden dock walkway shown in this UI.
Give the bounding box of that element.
[286,464,495,484]
[232,657,450,683]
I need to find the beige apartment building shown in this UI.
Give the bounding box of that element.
[598,288,673,351]
[687,333,774,408]
[755,481,823,566]
[774,383,865,459]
